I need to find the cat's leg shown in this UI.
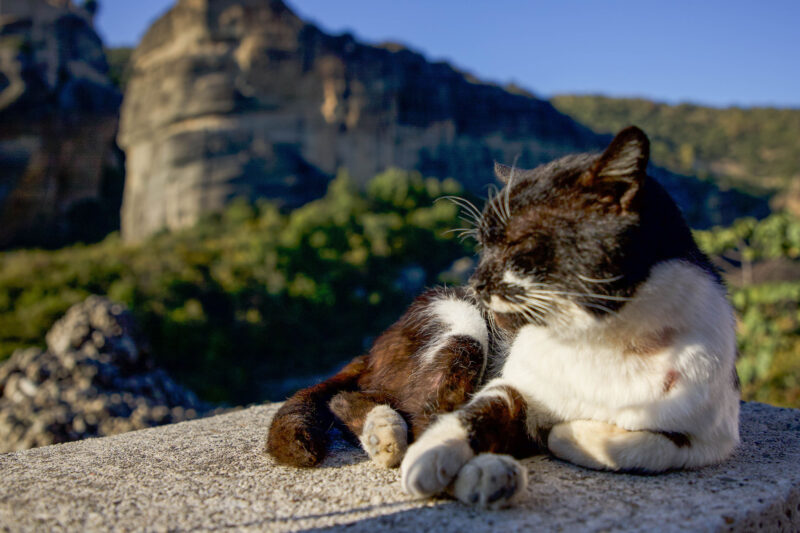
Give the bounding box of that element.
[547,420,692,472]
[401,381,543,508]
[329,391,408,468]
[406,333,488,439]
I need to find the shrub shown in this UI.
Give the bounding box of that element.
[0,170,470,404]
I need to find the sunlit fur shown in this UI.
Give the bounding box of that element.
[268,127,740,510]
[400,126,740,504]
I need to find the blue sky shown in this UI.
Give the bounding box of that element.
[96,0,800,108]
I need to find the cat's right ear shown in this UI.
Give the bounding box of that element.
[581,126,650,210]
[494,162,513,184]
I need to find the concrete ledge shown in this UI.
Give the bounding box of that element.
[1,402,799,532]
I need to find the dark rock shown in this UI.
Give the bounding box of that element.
[0,0,123,248]
[0,296,225,453]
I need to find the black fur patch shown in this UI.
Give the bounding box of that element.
[657,431,692,448]
[471,126,720,325]
[456,385,541,458]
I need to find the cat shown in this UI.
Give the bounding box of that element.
[266,126,740,509]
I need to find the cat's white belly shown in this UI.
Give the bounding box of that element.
[502,327,682,429]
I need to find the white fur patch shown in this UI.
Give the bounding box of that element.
[400,413,473,497]
[487,295,519,314]
[418,297,488,371]
[430,298,489,351]
[548,420,685,472]
[496,260,739,471]
[502,270,533,288]
[468,380,513,407]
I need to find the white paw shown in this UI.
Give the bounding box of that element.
[548,420,619,470]
[401,438,473,497]
[549,420,689,472]
[453,454,527,509]
[359,405,408,468]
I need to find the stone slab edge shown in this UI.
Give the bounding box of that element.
[0,402,799,532]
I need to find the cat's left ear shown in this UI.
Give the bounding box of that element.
[581,126,650,210]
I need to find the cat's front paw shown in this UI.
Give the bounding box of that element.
[401,438,473,498]
[359,405,408,468]
[452,453,527,509]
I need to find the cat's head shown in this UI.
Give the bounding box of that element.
[466,126,696,331]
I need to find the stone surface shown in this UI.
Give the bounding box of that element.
[0,401,798,532]
[119,0,764,242]
[0,0,123,248]
[0,296,222,453]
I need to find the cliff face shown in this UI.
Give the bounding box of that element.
[119,0,768,242]
[0,0,122,248]
[118,0,601,241]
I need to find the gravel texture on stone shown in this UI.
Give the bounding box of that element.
[0,296,220,452]
[1,402,798,532]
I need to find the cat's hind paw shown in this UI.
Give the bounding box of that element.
[547,419,687,472]
[452,453,527,509]
[359,405,408,468]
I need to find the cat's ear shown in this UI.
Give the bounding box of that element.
[494,162,513,184]
[581,126,650,210]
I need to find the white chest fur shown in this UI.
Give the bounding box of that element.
[499,260,739,441]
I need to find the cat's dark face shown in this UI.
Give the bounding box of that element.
[467,126,688,330]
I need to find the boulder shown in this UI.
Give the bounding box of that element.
[0,296,222,453]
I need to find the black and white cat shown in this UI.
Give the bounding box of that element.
[267,126,740,509]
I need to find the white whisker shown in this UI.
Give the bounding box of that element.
[527,289,632,302]
[442,228,479,242]
[489,296,546,324]
[575,301,618,315]
[486,185,508,226]
[512,295,554,314]
[576,274,624,284]
[502,154,520,225]
[438,196,484,226]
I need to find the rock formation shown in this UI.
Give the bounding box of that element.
[0,0,122,248]
[119,0,767,242]
[118,0,604,241]
[0,296,220,453]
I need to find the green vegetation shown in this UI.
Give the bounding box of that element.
[732,281,800,407]
[1,171,798,407]
[0,170,469,403]
[552,95,800,195]
[695,212,800,263]
[105,47,133,90]
[695,213,800,407]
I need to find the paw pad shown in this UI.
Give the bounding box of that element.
[359,405,408,468]
[453,454,526,509]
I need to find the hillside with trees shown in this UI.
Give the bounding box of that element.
[552,95,800,201]
[1,170,798,407]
